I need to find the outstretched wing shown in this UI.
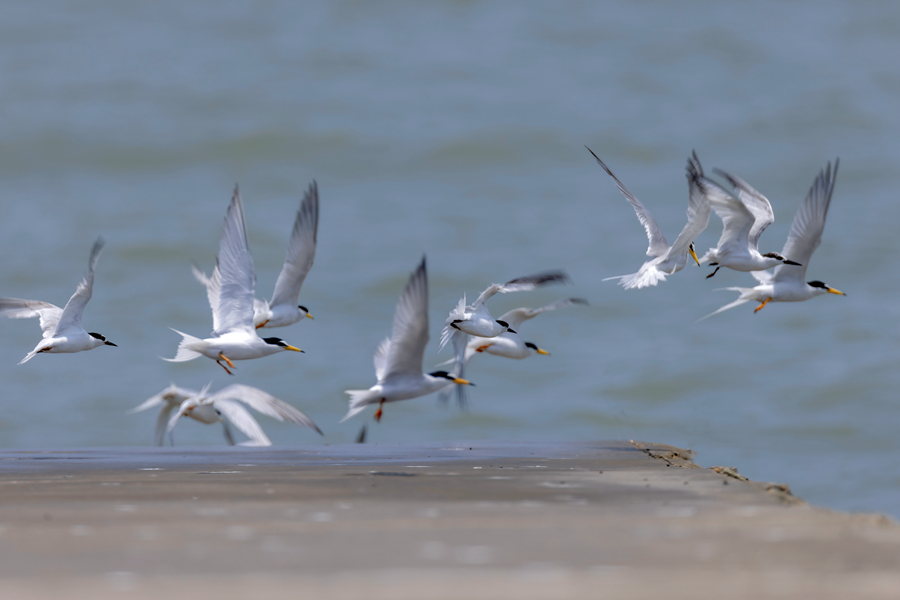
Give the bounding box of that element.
[270,181,319,309]
[212,384,323,435]
[382,256,429,380]
[373,336,391,380]
[213,186,257,336]
[497,298,589,331]
[213,397,272,446]
[55,237,105,336]
[772,159,839,285]
[713,168,775,252]
[586,146,668,257]
[473,271,571,308]
[666,152,711,259]
[0,298,62,338]
[192,264,221,320]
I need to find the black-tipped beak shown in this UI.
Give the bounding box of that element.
[506,328,517,334]
[783,259,802,266]
[105,341,118,347]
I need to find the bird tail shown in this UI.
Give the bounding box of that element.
[697,287,754,322]
[697,248,717,264]
[340,389,380,422]
[162,329,204,362]
[18,349,40,365]
[439,295,467,351]
[602,264,666,289]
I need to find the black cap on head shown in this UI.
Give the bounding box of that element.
[429,370,453,380]
[524,342,539,350]
[298,305,309,312]
[807,280,827,289]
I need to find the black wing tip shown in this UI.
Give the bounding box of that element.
[505,270,571,287]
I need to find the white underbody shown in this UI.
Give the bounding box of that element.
[466,333,531,361]
[701,247,783,272]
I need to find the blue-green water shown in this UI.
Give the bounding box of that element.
[1,1,899,516]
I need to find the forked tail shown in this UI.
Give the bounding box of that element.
[340,389,379,422]
[162,329,204,362]
[697,287,754,322]
[602,265,666,290]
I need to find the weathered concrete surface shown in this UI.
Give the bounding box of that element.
[0,441,897,599]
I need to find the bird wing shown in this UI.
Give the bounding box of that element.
[771,159,839,285]
[152,403,178,446]
[700,177,755,253]
[270,181,319,310]
[212,398,272,446]
[373,336,392,380]
[713,169,775,252]
[192,264,222,320]
[212,384,322,435]
[497,298,589,331]
[586,146,668,257]
[0,298,63,338]
[665,152,711,259]
[212,186,257,336]
[165,399,194,438]
[382,256,429,380]
[54,237,104,336]
[471,270,570,310]
[130,385,198,414]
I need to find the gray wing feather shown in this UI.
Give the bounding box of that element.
[213,186,256,336]
[270,181,318,309]
[55,236,104,336]
[212,384,323,435]
[0,298,62,338]
[498,298,589,331]
[382,257,429,380]
[713,168,775,252]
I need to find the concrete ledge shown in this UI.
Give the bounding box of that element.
[0,441,897,599]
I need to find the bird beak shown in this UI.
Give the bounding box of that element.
[827,287,846,296]
[535,348,550,356]
[689,246,700,266]
[284,345,304,352]
[306,313,314,320]
[783,259,802,266]
[105,341,118,347]
[506,328,517,334]
[453,378,474,386]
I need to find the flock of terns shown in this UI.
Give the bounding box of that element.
[0,148,846,446]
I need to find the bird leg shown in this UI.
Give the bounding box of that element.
[255,320,269,329]
[216,352,236,375]
[754,297,771,313]
[706,266,721,279]
[475,343,493,353]
[374,399,385,422]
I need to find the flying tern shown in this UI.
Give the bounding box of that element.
[0,237,116,364]
[696,166,801,278]
[342,257,473,423]
[588,147,710,289]
[194,181,318,329]
[165,186,303,374]
[149,382,322,446]
[700,159,845,320]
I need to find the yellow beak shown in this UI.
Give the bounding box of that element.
[536,348,550,356]
[453,378,473,386]
[306,313,314,320]
[827,287,846,296]
[283,345,304,353]
[689,246,700,266]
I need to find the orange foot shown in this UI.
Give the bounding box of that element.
[754,297,771,313]
[475,344,493,353]
[255,320,270,329]
[374,399,385,422]
[218,352,235,369]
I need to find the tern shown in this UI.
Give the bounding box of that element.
[194,181,318,329]
[700,159,845,320]
[587,147,710,289]
[437,297,588,407]
[165,186,303,374]
[341,257,473,423]
[0,237,117,364]
[696,166,801,278]
[144,382,322,446]
[438,270,570,376]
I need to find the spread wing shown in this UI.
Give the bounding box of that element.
[373,336,391,380]
[55,237,104,336]
[0,299,62,338]
[771,159,839,285]
[382,256,429,380]
[713,168,775,252]
[587,146,668,257]
[497,298,589,331]
[212,398,272,446]
[473,271,571,308]
[192,264,221,318]
[666,152,711,259]
[212,383,322,435]
[213,186,257,336]
[270,181,319,309]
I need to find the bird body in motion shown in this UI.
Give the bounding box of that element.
[588,147,710,290]
[134,382,322,446]
[700,159,845,320]
[194,181,319,329]
[0,237,117,364]
[342,257,473,423]
[165,186,303,374]
[695,166,801,278]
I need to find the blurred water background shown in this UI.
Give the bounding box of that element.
[0,1,898,516]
